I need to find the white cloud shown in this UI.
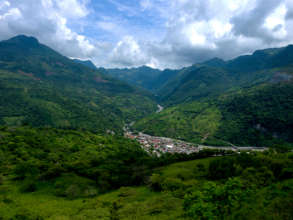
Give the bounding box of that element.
[0,0,96,59]
[0,7,21,20]
[1,0,293,69]
[109,36,148,67]
[264,4,287,39]
[0,1,10,9]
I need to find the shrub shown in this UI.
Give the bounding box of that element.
[162,177,186,192]
[208,157,236,180]
[149,173,163,191]
[54,174,97,199]
[20,179,37,192]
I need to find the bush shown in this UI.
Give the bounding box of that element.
[0,175,3,185]
[162,177,186,192]
[183,178,250,219]
[208,157,236,180]
[54,174,97,199]
[149,173,163,191]
[280,168,293,180]
[20,179,37,192]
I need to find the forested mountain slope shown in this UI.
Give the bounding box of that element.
[134,82,293,147]
[106,66,179,93]
[158,45,293,106]
[0,35,157,133]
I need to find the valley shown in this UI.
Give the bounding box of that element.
[0,35,292,220]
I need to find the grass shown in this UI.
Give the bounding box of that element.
[0,157,215,219]
[1,158,214,219]
[0,180,183,219]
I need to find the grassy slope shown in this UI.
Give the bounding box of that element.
[0,126,292,219]
[0,157,213,220]
[0,183,183,220]
[1,156,292,219]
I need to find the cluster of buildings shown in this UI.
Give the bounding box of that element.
[125,131,268,156]
[125,132,199,156]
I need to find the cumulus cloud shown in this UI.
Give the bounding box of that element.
[0,0,95,59]
[1,0,293,69]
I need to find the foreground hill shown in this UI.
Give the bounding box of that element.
[0,127,292,219]
[0,35,157,133]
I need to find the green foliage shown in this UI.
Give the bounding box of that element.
[20,178,38,193]
[0,36,293,220]
[208,157,236,180]
[54,174,97,199]
[0,149,292,219]
[149,173,163,191]
[0,127,152,194]
[183,178,249,219]
[0,36,157,133]
[106,66,179,93]
[135,83,293,147]
[158,44,293,106]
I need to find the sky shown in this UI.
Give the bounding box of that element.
[1,0,293,69]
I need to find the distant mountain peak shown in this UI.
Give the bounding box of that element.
[72,59,97,70]
[7,35,39,46]
[201,57,226,67]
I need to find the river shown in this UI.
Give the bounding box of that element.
[156,104,164,113]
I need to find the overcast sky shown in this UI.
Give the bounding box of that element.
[1,0,293,69]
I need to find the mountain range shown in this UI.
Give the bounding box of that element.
[0,35,292,147]
[98,44,293,147]
[132,46,293,147]
[0,35,157,133]
[0,35,293,219]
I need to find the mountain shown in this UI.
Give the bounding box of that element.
[72,59,97,70]
[106,66,179,93]
[0,36,292,220]
[134,82,293,147]
[134,45,293,147]
[157,45,293,106]
[0,35,157,133]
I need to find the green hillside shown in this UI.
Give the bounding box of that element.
[0,127,292,219]
[134,82,293,147]
[72,59,98,70]
[0,35,157,133]
[158,45,293,106]
[106,66,179,93]
[133,45,293,147]
[0,35,293,220]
